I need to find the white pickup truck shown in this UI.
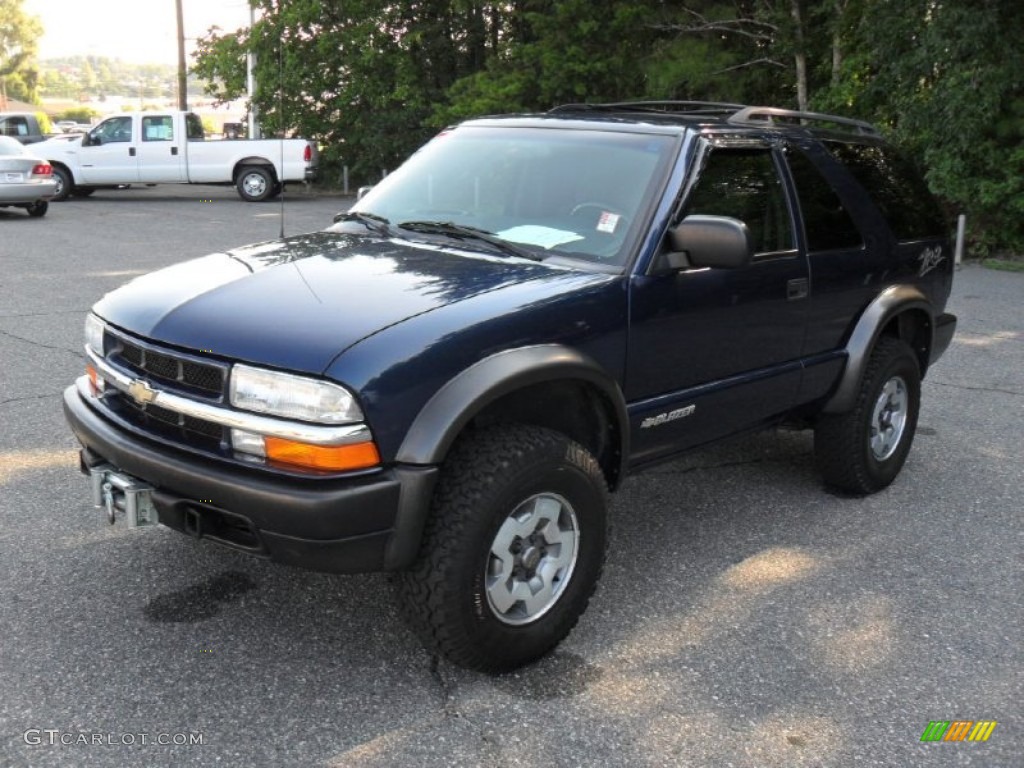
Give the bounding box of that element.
[34,111,318,202]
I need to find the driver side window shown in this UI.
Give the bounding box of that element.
[95,117,132,144]
[685,148,795,256]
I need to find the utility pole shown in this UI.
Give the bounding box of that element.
[175,0,188,111]
[247,3,260,138]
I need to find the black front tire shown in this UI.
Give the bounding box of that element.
[815,336,921,494]
[51,166,72,202]
[26,201,48,217]
[396,424,608,673]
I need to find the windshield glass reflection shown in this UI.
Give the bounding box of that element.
[331,125,677,268]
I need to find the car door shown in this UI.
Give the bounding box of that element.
[78,116,139,184]
[135,115,186,182]
[626,138,810,467]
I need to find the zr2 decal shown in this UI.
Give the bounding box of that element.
[918,245,945,277]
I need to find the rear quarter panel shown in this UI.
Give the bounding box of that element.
[184,139,312,184]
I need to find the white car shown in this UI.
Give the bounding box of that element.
[0,135,57,217]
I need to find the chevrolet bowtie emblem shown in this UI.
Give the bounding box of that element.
[127,378,157,405]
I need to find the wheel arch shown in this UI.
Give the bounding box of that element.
[823,284,934,414]
[232,157,278,183]
[396,345,629,490]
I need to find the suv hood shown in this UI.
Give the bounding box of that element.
[94,231,601,375]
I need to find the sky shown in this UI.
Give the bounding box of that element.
[23,0,254,65]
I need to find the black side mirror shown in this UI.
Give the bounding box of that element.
[84,133,101,147]
[665,215,753,270]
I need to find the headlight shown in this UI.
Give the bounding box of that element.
[84,313,106,356]
[229,364,364,424]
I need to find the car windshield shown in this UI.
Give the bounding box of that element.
[332,124,678,268]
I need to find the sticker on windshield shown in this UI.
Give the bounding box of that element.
[596,212,620,234]
[497,225,585,250]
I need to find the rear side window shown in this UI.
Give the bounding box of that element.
[784,148,863,251]
[824,141,946,241]
[2,117,29,137]
[186,114,205,140]
[142,116,174,142]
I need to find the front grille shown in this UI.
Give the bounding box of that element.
[115,337,225,397]
[114,395,224,449]
[100,331,230,453]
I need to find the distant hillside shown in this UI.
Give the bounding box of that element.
[38,56,207,102]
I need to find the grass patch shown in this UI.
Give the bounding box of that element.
[981,258,1024,273]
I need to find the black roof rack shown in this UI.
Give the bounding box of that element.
[548,101,880,137]
[549,100,746,116]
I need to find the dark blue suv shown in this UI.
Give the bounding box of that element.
[64,102,957,671]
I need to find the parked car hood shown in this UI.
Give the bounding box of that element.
[93,231,605,375]
[32,133,83,154]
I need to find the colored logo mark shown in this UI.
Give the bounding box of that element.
[920,720,997,742]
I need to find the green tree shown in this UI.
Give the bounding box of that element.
[191,0,1022,253]
[437,1,654,123]
[0,0,43,104]
[193,0,514,182]
[55,106,99,122]
[820,0,1024,254]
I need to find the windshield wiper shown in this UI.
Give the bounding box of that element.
[397,220,542,261]
[333,210,395,237]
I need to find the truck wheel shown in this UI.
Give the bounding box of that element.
[815,336,921,494]
[51,166,72,202]
[396,424,608,672]
[236,166,273,202]
[26,201,48,218]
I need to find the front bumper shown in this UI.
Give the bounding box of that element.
[64,385,437,573]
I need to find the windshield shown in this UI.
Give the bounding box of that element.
[334,125,678,268]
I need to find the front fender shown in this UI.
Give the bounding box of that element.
[396,344,629,475]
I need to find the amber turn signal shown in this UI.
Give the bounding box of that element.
[264,437,380,471]
[86,364,101,395]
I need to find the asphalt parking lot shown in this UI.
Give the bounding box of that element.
[1,185,1020,767]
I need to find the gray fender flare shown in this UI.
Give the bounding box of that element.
[823,284,933,413]
[396,344,629,473]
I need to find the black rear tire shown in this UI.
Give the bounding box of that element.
[26,201,48,217]
[396,424,608,673]
[815,336,921,494]
[236,166,274,202]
